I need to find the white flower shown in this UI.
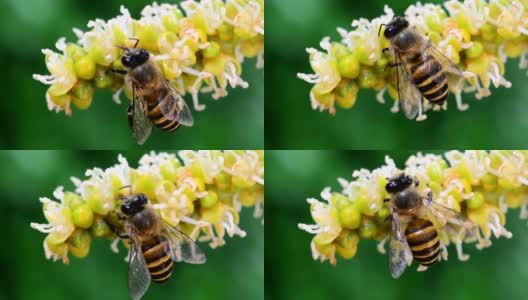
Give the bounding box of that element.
[224,150,264,185]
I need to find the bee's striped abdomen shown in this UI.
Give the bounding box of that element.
[141,236,173,283]
[405,218,440,267]
[408,53,449,105]
[146,89,180,132]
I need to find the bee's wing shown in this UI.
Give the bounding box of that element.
[156,79,194,127]
[128,230,151,300]
[130,84,153,145]
[159,219,206,264]
[388,211,411,279]
[423,40,464,83]
[422,195,475,229]
[395,54,423,119]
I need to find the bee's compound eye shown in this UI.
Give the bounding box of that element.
[140,49,149,60]
[121,55,132,67]
[385,181,397,193]
[384,26,395,37]
[121,204,132,215]
[402,175,414,185]
[139,194,148,204]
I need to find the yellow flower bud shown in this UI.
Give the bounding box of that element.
[311,88,335,110]
[504,38,524,58]
[331,193,350,209]
[335,229,360,259]
[211,172,229,192]
[354,45,374,66]
[201,203,224,223]
[336,244,358,259]
[330,42,350,59]
[48,91,72,109]
[91,217,111,237]
[335,79,359,109]
[354,195,377,216]
[69,229,92,249]
[72,204,94,229]
[239,189,258,207]
[71,80,94,110]
[200,191,218,208]
[45,235,69,262]
[312,236,336,258]
[240,36,263,58]
[338,204,361,230]
[467,204,489,226]
[137,25,160,52]
[64,192,83,209]
[466,192,484,209]
[66,43,86,60]
[505,189,525,208]
[204,55,226,77]
[218,23,234,41]
[93,68,113,89]
[358,68,376,88]
[467,55,490,75]
[465,41,484,59]
[74,55,96,80]
[203,41,221,59]
[338,54,360,79]
[359,217,377,239]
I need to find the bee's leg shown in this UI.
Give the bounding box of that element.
[385,62,400,71]
[426,191,433,202]
[415,97,428,121]
[109,68,127,75]
[127,102,134,129]
[384,198,390,202]
[382,47,390,54]
[108,222,130,239]
[117,232,130,239]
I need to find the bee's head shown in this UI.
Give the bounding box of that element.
[121,48,150,68]
[381,16,409,39]
[385,173,415,194]
[121,193,148,216]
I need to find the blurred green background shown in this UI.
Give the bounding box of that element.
[266,150,528,300]
[0,150,263,300]
[1,0,263,149]
[266,0,528,149]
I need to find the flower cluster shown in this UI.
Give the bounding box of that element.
[299,150,528,268]
[31,150,264,264]
[298,0,527,121]
[33,0,264,116]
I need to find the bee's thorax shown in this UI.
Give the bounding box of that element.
[391,29,423,52]
[393,189,422,213]
[129,207,158,233]
[130,63,158,87]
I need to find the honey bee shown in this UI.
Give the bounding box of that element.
[114,38,194,145]
[385,173,472,278]
[112,192,206,300]
[379,16,464,119]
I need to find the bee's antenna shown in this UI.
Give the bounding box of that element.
[119,185,133,195]
[128,37,140,48]
[115,45,128,51]
[378,24,386,37]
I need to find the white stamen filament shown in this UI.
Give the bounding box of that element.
[455,242,470,261]
[376,237,387,254]
[298,223,322,234]
[110,238,120,254]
